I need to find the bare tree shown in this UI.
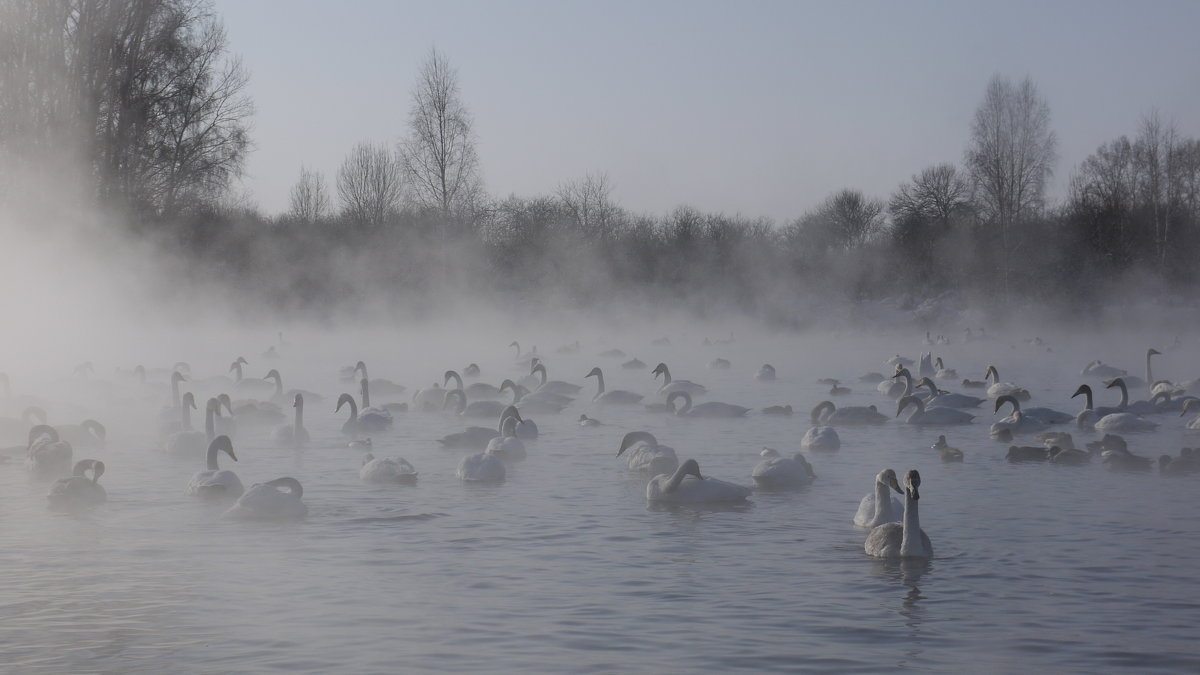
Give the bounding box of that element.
[288,165,330,222]
[336,142,403,225]
[1134,110,1180,269]
[557,172,621,240]
[400,47,481,216]
[965,74,1057,297]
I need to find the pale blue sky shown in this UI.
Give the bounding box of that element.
[214,0,1200,223]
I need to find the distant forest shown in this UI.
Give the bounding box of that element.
[3,0,1199,324]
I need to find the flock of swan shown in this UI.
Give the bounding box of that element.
[3,333,1198,563]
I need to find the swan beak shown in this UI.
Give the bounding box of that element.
[889,477,902,493]
[228,450,239,462]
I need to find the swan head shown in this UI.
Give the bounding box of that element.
[28,424,59,448]
[443,370,460,386]
[810,401,836,425]
[994,395,1019,414]
[265,369,281,381]
[903,469,921,500]
[876,468,902,493]
[617,431,659,456]
[209,435,238,463]
[82,419,106,441]
[585,367,602,379]
[1148,348,1161,358]
[293,393,303,408]
[73,458,104,482]
[531,362,547,376]
[218,394,233,414]
[651,363,669,378]
[172,371,187,385]
[985,365,998,380]
[678,458,703,481]
[354,360,367,373]
[1104,377,1126,390]
[182,392,197,409]
[1070,384,1092,399]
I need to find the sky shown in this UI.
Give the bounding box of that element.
[213,0,1200,224]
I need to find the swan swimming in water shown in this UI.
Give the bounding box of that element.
[485,415,527,461]
[272,394,310,448]
[864,469,932,559]
[616,431,679,475]
[645,458,750,504]
[225,477,308,520]
[897,395,975,425]
[186,435,244,500]
[854,469,903,528]
[26,425,73,477]
[456,445,506,482]
[336,392,392,434]
[1104,377,1161,416]
[47,459,106,511]
[56,419,106,450]
[652,362,707,396]
[751,448,816,489]
[811,400,888,426]
[585,367,643,405]
[529,363,582,396]
[984,365,1030,401]
[991,395,1049,436]
[360,453,418,484]
[666,391,749,418]
[913,377,983,409]
[801,403,841,451]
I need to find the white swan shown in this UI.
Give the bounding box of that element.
[360,453,418,484]
[652,362,707,396]
[498,404,538,440]
[1071,384,1121,427]
[1104,377,1162,416]
[913,377,983,409]
[25,425,73,477]
[1094,411,1158,432]
[666,391,749,418]
[991,395,1049,435]
[186,435,244,500]
[47,459,106,511]
[933,357,957,380]
[485,415,526,461]
[585,367,643,405]
[443,388,509,419]
[811,400,888,426]
[984,390,1072,425]
[529,363,582,396]
[272,394,310,447]
[751,448,815,488]
[336,392,392,434]
[444,369,505,400]
[1081,359,1126,379]
[165,395,215,457]
[456,447,506,482]
[854,469,903,528]
[645,458,750,504]
[897,395,975,425]
[864,469,933,558]
[984,365,1030,401]
[224,477,307,520]
[801,403,841,451]
[616,431,679,474]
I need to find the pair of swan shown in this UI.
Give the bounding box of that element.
[186,436,244,499]
[863,469,933,559]
[751,448,815,488]
[47,459,106,511]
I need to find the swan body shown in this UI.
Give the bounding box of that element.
[224,477,307,520]
[585,367,643,405]
[666,391,749,418]
[864,469,932,559]
[801,425,841,451]
[1105,377,1162,415]
[1081,360,1126,379]
[444,370,504,399]
[456,449,506,482]
[166,396,216,457]
[854,469,903,528]
[751,450,815,489]
[933,357,957,380]
[186,435,243,500]
[56,420,106,450]
[443,388,508,419]
[646,459,749,504]
[617,431,679,475]
[337,393,392,435]
[652,363,707,396]
[897,396,975,425]
[360,453,418,484]
[47,459,106,511]
[1094,412,1158,432]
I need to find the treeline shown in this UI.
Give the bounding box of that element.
[2,2,1199,325]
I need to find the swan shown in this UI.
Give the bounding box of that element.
[484,415,526,461]
[165,395,215,457]
[1081,360,1127,379]
[864,469,932,559]
[411,383,446,412]
[762,405,793,416]
[456,435,507,482]
[159,389,198,436]
[897,395,975,425]
[984,390,1071,424]
[443,388,508,419]
[529,363,582,396]
[933,357,957,380]
[751,449,816,489]
[854,469,903,528]
[913,377,983,409]
[26,425,73,478]
[212,396,238,438]
[504,379,572,414]
[510,341,540,367]
[801,403,841,451]
[353,361,407,398]
[55,419,106,450]
[918,352,935,379]
[224,477,308,520]
[360,453,418,484]
[262,369,325,405]
[358,377,397,424]
[932,435,963,462]
[755,364,776,381]
[616,431,679,474]
[231,359,276,399]
[47,459,106,511]
[438,426,499,449]
[877,367,912,399]
[1182,399,1200,430]
[498,405,538,439]
[652,363,707,396]
[1093,411,1158,432]
[984,365,1030,400]
[444,370,505,400]
[645,458,750,504]
[811,400,888,426]
[991,395,1049,435]
[1071,384,1122,427]
[666,391,749,418]
[186,435,244,499]
[336,392,392,434]
[828,381,851,396]
[585,367,643,405]
[1104,378,1162,415]
[272,394,310,447]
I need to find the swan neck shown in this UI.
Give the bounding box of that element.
[181,400,191,429]
[664,465,690,493]
[448,371,463,390]
[874,480,895,521]
[295,401,304,430]
[361,379,371,408]
[205,402,215,441]
[274,374,283,397]
[207,443,220,470]
[1116,381,1129,408]
[900,492,921,556]
[593,370,605,395]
